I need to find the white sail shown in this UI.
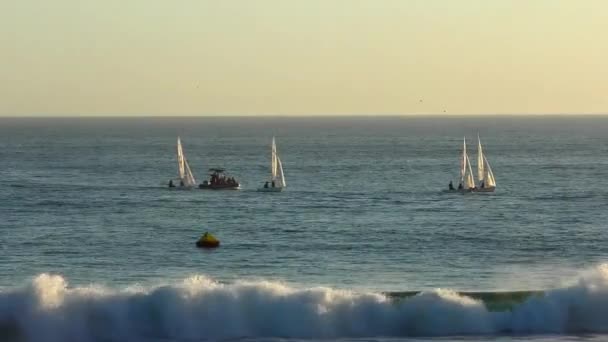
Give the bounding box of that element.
[460,137,467,183]
[270,137,286,188]
[484,155,496,187]
[177,137,186,180]
[183,159,197,187]
[477,135,484,183]
[277,156,286,187]
[176,137,197,187]
[271,136,278,181]
[465,154,475,189]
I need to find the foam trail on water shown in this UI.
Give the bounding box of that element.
[3,265,608,341]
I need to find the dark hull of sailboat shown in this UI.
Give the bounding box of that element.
[168,185,195,190]
[168,179,195,190]
[257,186,284,192]
[443,187,495,193]
[443,188,475,193]
[473,187,496,193]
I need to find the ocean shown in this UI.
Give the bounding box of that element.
[1,116,608,341]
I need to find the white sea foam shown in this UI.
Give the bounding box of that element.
[3,265,608,341]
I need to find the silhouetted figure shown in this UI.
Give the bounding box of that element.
[169,180,175,188]
[449,181,454,190]
[458,183,463,190]
[264,182,269,188]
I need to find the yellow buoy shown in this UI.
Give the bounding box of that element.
[196,232,220,248]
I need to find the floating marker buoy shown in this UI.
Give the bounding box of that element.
[196,232,220,248]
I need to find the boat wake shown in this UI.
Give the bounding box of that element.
[4,265,608,341]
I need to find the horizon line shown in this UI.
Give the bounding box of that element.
[1,113,608,119]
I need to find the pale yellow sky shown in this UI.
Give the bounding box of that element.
[1,0,607,116]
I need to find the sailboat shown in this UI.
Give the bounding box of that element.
[168,137,197,189]
[257,137,286,192]
[475,135,496,192]
[447,137,475,192]
[460,137,476,192]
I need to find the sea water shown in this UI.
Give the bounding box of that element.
[1,116,608,341]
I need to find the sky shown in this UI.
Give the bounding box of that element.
[1,0,607,116]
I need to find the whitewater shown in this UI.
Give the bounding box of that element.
[1,265,608,341]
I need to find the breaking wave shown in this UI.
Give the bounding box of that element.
[4,265,608,341]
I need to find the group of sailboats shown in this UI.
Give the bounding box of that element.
[172,135,495,194]
[169,136,286,192]
[450,135,496,193]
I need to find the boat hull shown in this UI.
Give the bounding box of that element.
[443,188,475,193]
[199,184,240,190]
[473,187,496,193]
[169,185,195,190]
[443,187,494,193]
[257,186,284,192]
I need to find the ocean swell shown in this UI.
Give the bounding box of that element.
[3,265,608,341]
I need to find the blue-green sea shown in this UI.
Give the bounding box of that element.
[2,116,608,341]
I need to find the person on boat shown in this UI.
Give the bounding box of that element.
[449,181,454,190]
[480,181,485,188]
[458,183,463,190]
[264,181,269,188]
[271,180,276,188]
[180,180,184,187]
[169,180,175,188]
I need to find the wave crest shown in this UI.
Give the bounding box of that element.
[3,266,608,340]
